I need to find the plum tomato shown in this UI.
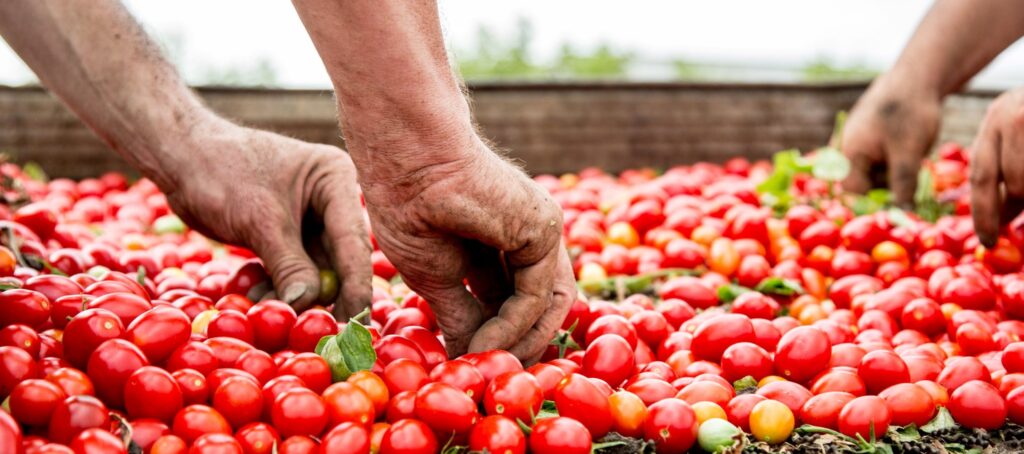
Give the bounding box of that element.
[838,396,892,439]
[773,326,830,383]
[948,380,1007,430]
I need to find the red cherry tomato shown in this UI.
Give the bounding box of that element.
[69,428,126,454]
[49,395,110,445]
[801,391,855,429]
[415,382,480,435]
[690,314,755,362]
[0,345,38,398]
[288,309,338,353]
[86,338,149,408]
[878,383,936,427]
[45,367,95,397]
[212,375,263,429]
[172,405,231,445]
[774,326,830,383]
[430,359,486,403]
[320,422,370,454]
[62,308,125,369]
[124,366,184,423]
[0,289,51,328]
[382,358,429,396]
[190,433,244,454]
[270,388,328,438]
[277,353,331,394]
[380,419,438,454]
[644,398,698,454]
[246,301,297,352]
[948,380,1007,430]
[8,379,66,426]
[838,396,892,439]
[582,334,635,387]
[234,422,280,454]
[529,417,591,454]
[484,371,543,424]
[553,373,613,438]
[323,382,376,428]
[469,415,526,454]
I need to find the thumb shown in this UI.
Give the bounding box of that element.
[252,227,321,312]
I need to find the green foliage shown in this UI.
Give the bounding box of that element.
[455,17,633,80]
[801,56,878,82]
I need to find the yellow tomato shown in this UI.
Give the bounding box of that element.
[691,401,727,424]
[191,309,219,334]
[691,225,722,248]
[606,222,640,248]
[871,241,909,264]
[749,400,794,445]
[757,375,786,388]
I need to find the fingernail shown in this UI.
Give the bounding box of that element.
[283,283,308,304]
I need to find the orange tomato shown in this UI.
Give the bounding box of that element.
[691,401,727,424]
[940,303,962,321]
[608,390,647,438]
[370,422,389,453]
[871,241,909,264]
[797,304,827,325]
[691,225,722,248]
[758,376,786,388]
[348,370,390,416]
[749,400,794,445]
[733,239,767,258]
[708,238,740,276]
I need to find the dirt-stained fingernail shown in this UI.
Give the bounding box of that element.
[283,283,309,304]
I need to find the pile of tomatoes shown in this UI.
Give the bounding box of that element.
[0,142,1022,453]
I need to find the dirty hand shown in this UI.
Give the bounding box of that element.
[970,87,1024,248]
[165,117,372,319]
[841,74,944,207]
[361,140,576,362]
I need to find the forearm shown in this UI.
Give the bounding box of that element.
[889,0,1024,96]
[0,0,218,191]
[291,0,480,185]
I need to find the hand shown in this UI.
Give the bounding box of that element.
[970,87,1024,248]
[361,140,576,362]
[841,74,944,207]
[164,117,372,318]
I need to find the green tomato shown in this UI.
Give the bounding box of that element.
[697,418,742,453]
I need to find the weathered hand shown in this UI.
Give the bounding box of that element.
[164,118,372,318]
[969,87,1024,248]
[361,141,576,362]
[841,74,944,207]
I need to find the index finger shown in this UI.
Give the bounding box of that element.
[970,128,1002,248]
[467,234,560,354]
[506,243,577,363]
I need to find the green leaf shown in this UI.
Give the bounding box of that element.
[591,441,626,452]
[336,313,377,376]
[886,208,913,229]
[732,376,758,395]
[21,162,48,183]
[920,407,957,433]
[313,335,335,356]
[320,337,353,382]
[717,284,751,304]
[867,188,891,205]
[537,400,559,419]
[812,147,851,182]
[888,424,920,442]
[754,277,805,296]
[136,266,146,287]
[153,214,186,235]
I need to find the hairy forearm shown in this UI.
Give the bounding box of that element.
[0,0,219,191]
[291,0,480,184]
[890,0,1024,96]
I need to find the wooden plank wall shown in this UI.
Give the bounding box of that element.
[0,83,997,179]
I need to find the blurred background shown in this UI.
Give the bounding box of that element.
[0,0,1018,178]
[0,0,1022,88]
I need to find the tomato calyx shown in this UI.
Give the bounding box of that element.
[549,319,581,359]
[315,307,376,382]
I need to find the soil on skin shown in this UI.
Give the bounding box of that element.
[596,423,1024,454]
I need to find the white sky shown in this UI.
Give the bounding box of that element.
[1,0,1023,88]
